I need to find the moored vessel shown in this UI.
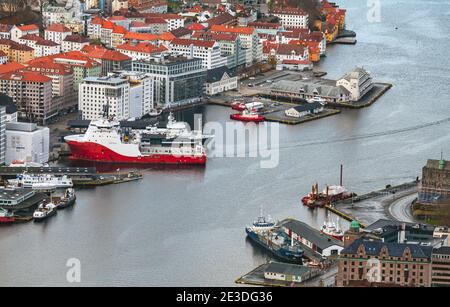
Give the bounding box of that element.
[245,210,303,263]
[33,201,57,222]
[65,108,210,165]
[57,188,76,209]
[8,172,73,190]
[320,215,344,241]
[230,109,265,123]
[0,209,15,223]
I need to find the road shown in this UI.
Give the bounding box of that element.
[388,193,418,223]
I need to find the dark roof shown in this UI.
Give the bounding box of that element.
[170,27,193,38]
[265,262,311,277]
[433,246,450,255]
[290,102,323,113]
[280,219,343,250]
[0,93,17,114]
[365,219,433,232]
[341,238,433,259]
[206,66,235,83]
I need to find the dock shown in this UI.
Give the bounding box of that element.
[235,262,323,287]
[0,166,96,177]
[327,83,393,109]
[264,108,341,125]
[72,172,142,187]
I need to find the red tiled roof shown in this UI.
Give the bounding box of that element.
[170,38,215,48]
[112,25,128,34]
[124,32,159,41]
[19,34,41,41]
[158,32,176,41]
[206,13,235,27]
[210,24,255,35]
[63,34,90,43]
[130,21,149,28]
[186,23,205,31]
[81,44,106,53]
[271,7,308,16]
[46,23,71,33]
[91,17,104,25]
[145,17,167,24]
[87,49,131,62]
[108,16,127,21]
[117,42,167,54]
[142,13,182,20]
[247,22,280,29]
[0,24,13,33]
[0,71,52,83]
[281,59,311,65]
[0,61,25,74]
[275,43,307,55]
[17,24,39,31]
[36,39,59,47]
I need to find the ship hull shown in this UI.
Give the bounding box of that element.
[230,114,265,122]
[66,140,206,165]
[0,217,15,223]
[321,231,343,241]
[245,229,303,264]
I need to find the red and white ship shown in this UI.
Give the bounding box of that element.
[320,215,344,241]
[230,109,265,123]
[65,112,211,165]
[0,209,15,224]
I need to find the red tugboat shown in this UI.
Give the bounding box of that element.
[230,109,265,123]
[301,165,355,208]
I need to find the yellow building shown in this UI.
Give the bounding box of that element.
[0,39,34,64]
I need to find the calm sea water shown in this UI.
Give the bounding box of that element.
[1,0,450,286]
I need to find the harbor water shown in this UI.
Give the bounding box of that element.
[1,0,450,286]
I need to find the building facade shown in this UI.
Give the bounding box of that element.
[132,55,206,108]
[336,67,373,102]
[5,122,50,165]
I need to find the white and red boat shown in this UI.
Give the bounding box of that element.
[0,209,15,224]
[230,109,265,123]
[320,215,344,241]
[65,111,210,165]
[231,101,246,111]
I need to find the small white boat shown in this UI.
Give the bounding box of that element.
[33,201,57,222]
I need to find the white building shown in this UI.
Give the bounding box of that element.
[0,105,5,165]
[264,262,312,283]
[62,34,90,52]
[10,24,39,42]
[42,5,76,27]
[285,102,324,118]
[0,51,7,64]
[168,39,227,70]
[79,76,130,121]
[117,42,167,61]
[0,24,12,40]
[336,67,373,102]
[79,72,154,120]
[44,23,72,44]
[18,35,61,57]
[5,122,50,165]
[210,25,262,66]
[271,8,309,29]
[204,66,238,95]
[145,13,184,31]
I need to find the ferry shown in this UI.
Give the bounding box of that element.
[65,107,211,165]
[33,201,57,222]
[0,209,15,223]
[230,109,265,123]
[8,172,73,189]
[57,188,76,209]
[245,210,304,263]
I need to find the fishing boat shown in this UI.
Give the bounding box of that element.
[320,215,344,241]
[245,209,303,263]
[33,201,57,222]
[57,188,76,209]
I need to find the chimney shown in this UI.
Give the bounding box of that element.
[398,223,406,243]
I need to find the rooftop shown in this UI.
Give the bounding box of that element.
[425,159,450,171]
[342,238,433,259]
[0,71,52,83]
[46,23,71,33]
[264,262,311,277]
[280,219,343,250]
